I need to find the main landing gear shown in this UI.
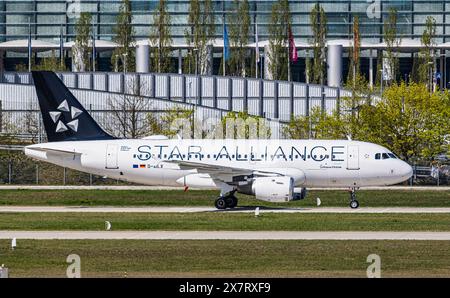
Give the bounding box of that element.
[215,194,238,210]
[349,188,359,209]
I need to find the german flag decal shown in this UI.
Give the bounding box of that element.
[133,164,147,169]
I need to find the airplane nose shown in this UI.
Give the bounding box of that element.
[400,161,413,179]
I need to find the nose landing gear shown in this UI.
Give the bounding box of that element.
[349,188,359,209]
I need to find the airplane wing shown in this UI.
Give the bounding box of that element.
[164,160,305,183]
[166,160,253,175]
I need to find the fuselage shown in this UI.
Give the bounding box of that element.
[25,139,413,189]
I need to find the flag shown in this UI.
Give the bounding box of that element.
[223,23,230,61]
[255,23,260,63]
[353,19,359,63]
[288,26,298,63]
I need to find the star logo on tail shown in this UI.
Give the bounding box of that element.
[49,99,83,133]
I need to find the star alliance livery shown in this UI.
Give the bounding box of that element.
[25,71,413,209]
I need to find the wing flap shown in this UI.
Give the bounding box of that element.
[165,160,252,175]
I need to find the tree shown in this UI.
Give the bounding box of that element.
[73,12,92,72]
[268,0,291,81]
[107,80,153,138]
[358,83,450,161]
[305,51,312,83]
[382,8,401,85]
[417,16,437,90]
[15,50,67,72]
[347,16,361,85]
[35,51,68,71]
[221,111,271,139]
[309,3,327,84]
[149,0,173,73]
[284,83,450,162]
[344,16,372,135]
[228,0,251,77]
[158,108,195,138]
[111,0,135,72]
[284,107,346,140]
[184,0,215,75]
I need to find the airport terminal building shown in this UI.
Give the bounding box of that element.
[1,1,450,85]
[0,0,450,140]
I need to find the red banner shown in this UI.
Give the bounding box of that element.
[289,27,298,63]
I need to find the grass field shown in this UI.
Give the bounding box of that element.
[1,189,449,278]
[1,240,450,277]
[0,189,449,207]
[1,212,450,231]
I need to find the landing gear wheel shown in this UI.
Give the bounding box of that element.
[215,197,227,210]
[348,187,359,209]
[226,196,238,208]
[350,200,359,209]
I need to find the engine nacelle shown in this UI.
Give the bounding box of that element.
[251,177,294,203]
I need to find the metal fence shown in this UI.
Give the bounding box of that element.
[413,165,450,186]
[0,158,130,186]
[0,157,448,186]
[0,72,350,120]
[0,71,352,139]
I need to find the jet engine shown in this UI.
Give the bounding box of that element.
[251,176,294,202]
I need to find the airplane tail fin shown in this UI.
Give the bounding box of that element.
[32,71,115,142]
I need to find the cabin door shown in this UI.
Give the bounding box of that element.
[106,144,119,169]
[347,145,360,170]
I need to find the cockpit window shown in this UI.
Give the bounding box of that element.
[376,152,399,160]
[375,152,399,160]
[388,153,397,159]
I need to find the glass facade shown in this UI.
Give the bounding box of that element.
[1,0,450,81]
[1,0,450,44]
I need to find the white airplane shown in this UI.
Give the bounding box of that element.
[25,71,413,209]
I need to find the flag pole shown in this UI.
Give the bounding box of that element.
[223,18,226,76]
[92,22,96,72]
[60,24,64,68]
[255,23,259,79]
[287,26,291,82]
[28,17,32,72]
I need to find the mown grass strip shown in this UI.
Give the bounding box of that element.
[0,189,449,207]
[1,239,450,277]
[1,212,450,231]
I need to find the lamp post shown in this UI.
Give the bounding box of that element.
[122,52,128,74]
[260,52,264,79]
[115,55,119,72]
[428,61,434,94]
[122,52,128,138]
[379,68,384,98]
[193,48,199,129]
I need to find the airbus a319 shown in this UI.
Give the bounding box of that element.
[25,72,413,209]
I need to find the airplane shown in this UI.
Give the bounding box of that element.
[24,71,413,209]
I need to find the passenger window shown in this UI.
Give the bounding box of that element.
[382,153,390,159]
[375,153,381,160]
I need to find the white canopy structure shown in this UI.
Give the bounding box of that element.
[64,40,119,51]
[0,39,59,52]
